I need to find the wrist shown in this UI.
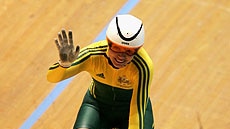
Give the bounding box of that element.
[58,60,72,68]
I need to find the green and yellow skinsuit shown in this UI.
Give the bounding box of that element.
[47,40,154,129]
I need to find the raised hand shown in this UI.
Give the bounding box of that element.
[54,29,80,67]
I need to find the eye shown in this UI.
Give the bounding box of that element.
[111,46,121,52]
[126,50,135,56]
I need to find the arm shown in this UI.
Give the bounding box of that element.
[128,48,154,129]
[47,29,80,83]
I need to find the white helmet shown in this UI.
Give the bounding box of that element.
[106,14,144,48]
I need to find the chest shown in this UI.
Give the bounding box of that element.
[91,60,139,89]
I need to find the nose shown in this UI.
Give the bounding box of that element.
[117,53,127,59]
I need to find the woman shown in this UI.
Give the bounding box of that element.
[47,14,154,129]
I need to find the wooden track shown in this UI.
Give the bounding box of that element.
[0,0,229,129]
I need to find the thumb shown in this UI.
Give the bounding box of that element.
[75,45,80,56]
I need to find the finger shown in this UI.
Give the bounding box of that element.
[58,32,64,46]
[54,38,61,51]
[61,29,68,44]
[75,45,80,53]
[68,30,73,45]
[75,45,80,56]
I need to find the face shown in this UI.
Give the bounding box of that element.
[107,40,139,69]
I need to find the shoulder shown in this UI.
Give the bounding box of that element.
[71,40,108,66]
[132,47,154,75]
[134,47,153,67]
[79,40,108,55]
[83,40,108,49]
[132,47,154,84]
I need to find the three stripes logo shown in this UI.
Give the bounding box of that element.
[96,73,105,79]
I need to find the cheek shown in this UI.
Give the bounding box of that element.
[107,49,133,62]
[107,49,114,58]
[126,56,133,62]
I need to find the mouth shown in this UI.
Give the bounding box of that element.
[112,58,127,68]
[114,58,125,64]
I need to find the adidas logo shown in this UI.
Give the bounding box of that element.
[96,73,105,79]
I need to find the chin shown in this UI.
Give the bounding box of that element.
[115,65,125,69]
[111,60,126,68]
[114,62,127,68]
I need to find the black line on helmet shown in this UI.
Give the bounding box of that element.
[116,16,143,41]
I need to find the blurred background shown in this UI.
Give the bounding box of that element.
[0,0,229,129]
